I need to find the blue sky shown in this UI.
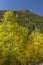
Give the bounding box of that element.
[0,0,43,16]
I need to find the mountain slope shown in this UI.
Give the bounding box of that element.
[0,10,43,33]
[0,10,43,65]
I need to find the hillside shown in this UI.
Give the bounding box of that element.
[0,10,43,65]
[0,10,43,33]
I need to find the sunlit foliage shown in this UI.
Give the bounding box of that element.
[0,10,43,65]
